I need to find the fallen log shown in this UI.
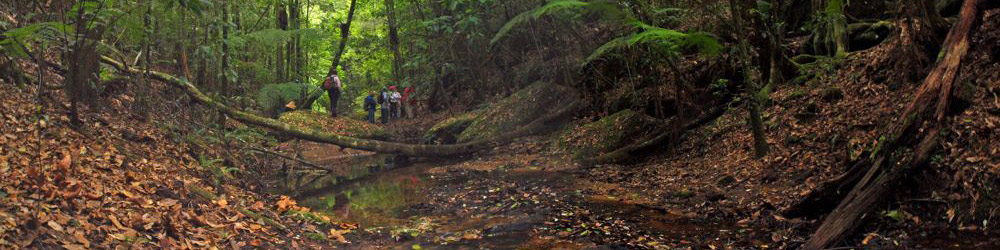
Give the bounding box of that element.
[801,0,986,248]
[99,56,580,157]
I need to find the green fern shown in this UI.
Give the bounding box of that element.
[490,0,621,46]
[584,21,721,65]
[0,22,75,58]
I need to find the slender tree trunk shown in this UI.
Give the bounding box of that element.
[276,3,288,82]
[219,0,230,125]
[386,0,403,81]
[288,1,300,82]
[731,0,770,158]
[329,0,357,76]
[135,0,153,121]
[298,0,357,110]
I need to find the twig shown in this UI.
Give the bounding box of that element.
[248,147,332,172]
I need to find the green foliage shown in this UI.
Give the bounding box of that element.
[490,0,622,46]
[239,28,322,48]
[585,21,721,65]
[0,22,74,58]
[256,82,316,116]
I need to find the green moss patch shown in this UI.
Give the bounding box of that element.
[279,111,388,139]
[457,82,575,142]
[557,109,661,159]
[424,111,481,144]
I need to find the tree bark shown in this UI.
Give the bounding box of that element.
[100,56,579,157]
[386,0,403,82]
[802,0,983,248]
[276,3,288,82]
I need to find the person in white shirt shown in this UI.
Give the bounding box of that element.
[389,86,402,119]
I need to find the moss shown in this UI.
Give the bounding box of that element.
[557,109,661,160]
[278,111,389,140]
[424,111,481,144]
[457,82,575,142]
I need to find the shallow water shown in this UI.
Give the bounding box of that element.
[272,154,433,229]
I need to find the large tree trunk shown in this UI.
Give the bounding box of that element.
[99,56,579,157]
[801,0,984,248]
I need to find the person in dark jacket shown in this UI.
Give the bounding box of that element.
[364,92,377,123]
[379,87,391,124]
[324,70,343,117]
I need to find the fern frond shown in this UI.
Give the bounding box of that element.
[0,22,74,58]
[584,24,721,65]
[584,35,632,64]
[491,0,622,46]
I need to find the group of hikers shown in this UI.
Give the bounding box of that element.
[322,71,414,124]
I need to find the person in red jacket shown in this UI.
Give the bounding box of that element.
[402,86,415,119]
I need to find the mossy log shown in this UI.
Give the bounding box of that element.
[100,56,581,157]
[801,1,986,248]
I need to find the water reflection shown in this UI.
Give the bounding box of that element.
[273,155,432,228]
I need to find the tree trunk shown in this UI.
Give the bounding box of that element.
[288,1,300,82]
[100,56,578,157]
[300,0,358,110]
[802,0,983,248]
[135,0,153,121]
[386,0,403,82]
[276,3,288,82]
[219,0,230,125]
[731,0,771,158]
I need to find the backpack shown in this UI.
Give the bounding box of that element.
[377,91,386,104]
[322,77,332,90]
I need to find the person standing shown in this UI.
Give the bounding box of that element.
[324,71,343,117]
[402,86,415,119]
[379,87,391,124]
[389,86,402,120]
[364,91,377,123]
